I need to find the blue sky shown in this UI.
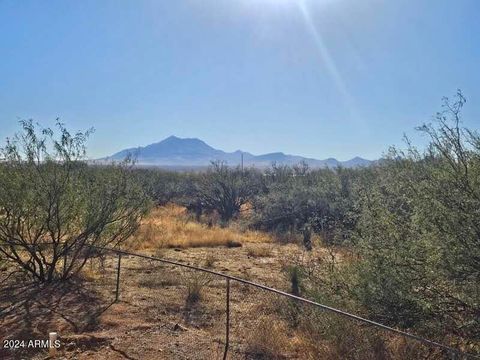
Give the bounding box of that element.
[1,0,479,160]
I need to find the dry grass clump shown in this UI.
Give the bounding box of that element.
[182,271,213,306]
[138,271,181,288]
[128,204,272,250]
[245,316,290,359]
[246,245,273,258]
[203,253,217,268]
[78,266,99,282]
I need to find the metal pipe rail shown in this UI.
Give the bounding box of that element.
[92,245,479,360]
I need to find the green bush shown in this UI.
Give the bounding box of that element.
[0,120,150,282]
[353,93,479,344]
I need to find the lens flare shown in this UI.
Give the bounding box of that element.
[295,0,361,125]
[297,1,348,100]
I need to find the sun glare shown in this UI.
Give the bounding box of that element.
[250,0,333,7]
[241,0,354,117]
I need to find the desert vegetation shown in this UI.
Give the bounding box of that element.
[127,204,272,250]
[1,92,479,358]
[0,120,150,283]
[126,92,479,357]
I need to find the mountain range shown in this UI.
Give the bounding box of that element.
[103,136,373,168]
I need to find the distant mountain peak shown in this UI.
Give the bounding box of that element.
[164,135,180,141]
[161,135,205,144]
[103,136,373,168]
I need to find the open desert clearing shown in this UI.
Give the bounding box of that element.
[1,242,335,359]
[0,206,338,359]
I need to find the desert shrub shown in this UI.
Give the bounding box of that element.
[133,168,188,206]
[298,309,389,360]
[275,262,305,327]
[293,305,445,360]
[0,121,150,283]
[182,271,212,306]
[251,164,359,247]
[286,265,303,297]
[285,93,479,355]
[280,93,479,354]
[351,93,480,346]
[189,161,264,223]
[278,257,346,328]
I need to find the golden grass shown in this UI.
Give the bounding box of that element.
[246,244,273,258]
[127,204,273,250]
[245,316,291,359]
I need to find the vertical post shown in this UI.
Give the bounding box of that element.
[223,278,230,360]
[115,253,122,302]
[49,332,58,357]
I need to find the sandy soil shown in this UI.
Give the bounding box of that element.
[0,242,321,360]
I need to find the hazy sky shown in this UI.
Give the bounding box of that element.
[1,0,479,160]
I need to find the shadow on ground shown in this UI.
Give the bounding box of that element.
[0,277,112,359]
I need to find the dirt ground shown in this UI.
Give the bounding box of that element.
[0,242,325,360]
[0,205,444,359]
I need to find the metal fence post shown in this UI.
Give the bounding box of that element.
[115,253,122,302]
[87,246,476,360]
[223,278,230,360]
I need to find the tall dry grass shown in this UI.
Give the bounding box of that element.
[127,204,272,250]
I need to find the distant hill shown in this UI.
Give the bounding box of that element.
[102,136,373,168]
